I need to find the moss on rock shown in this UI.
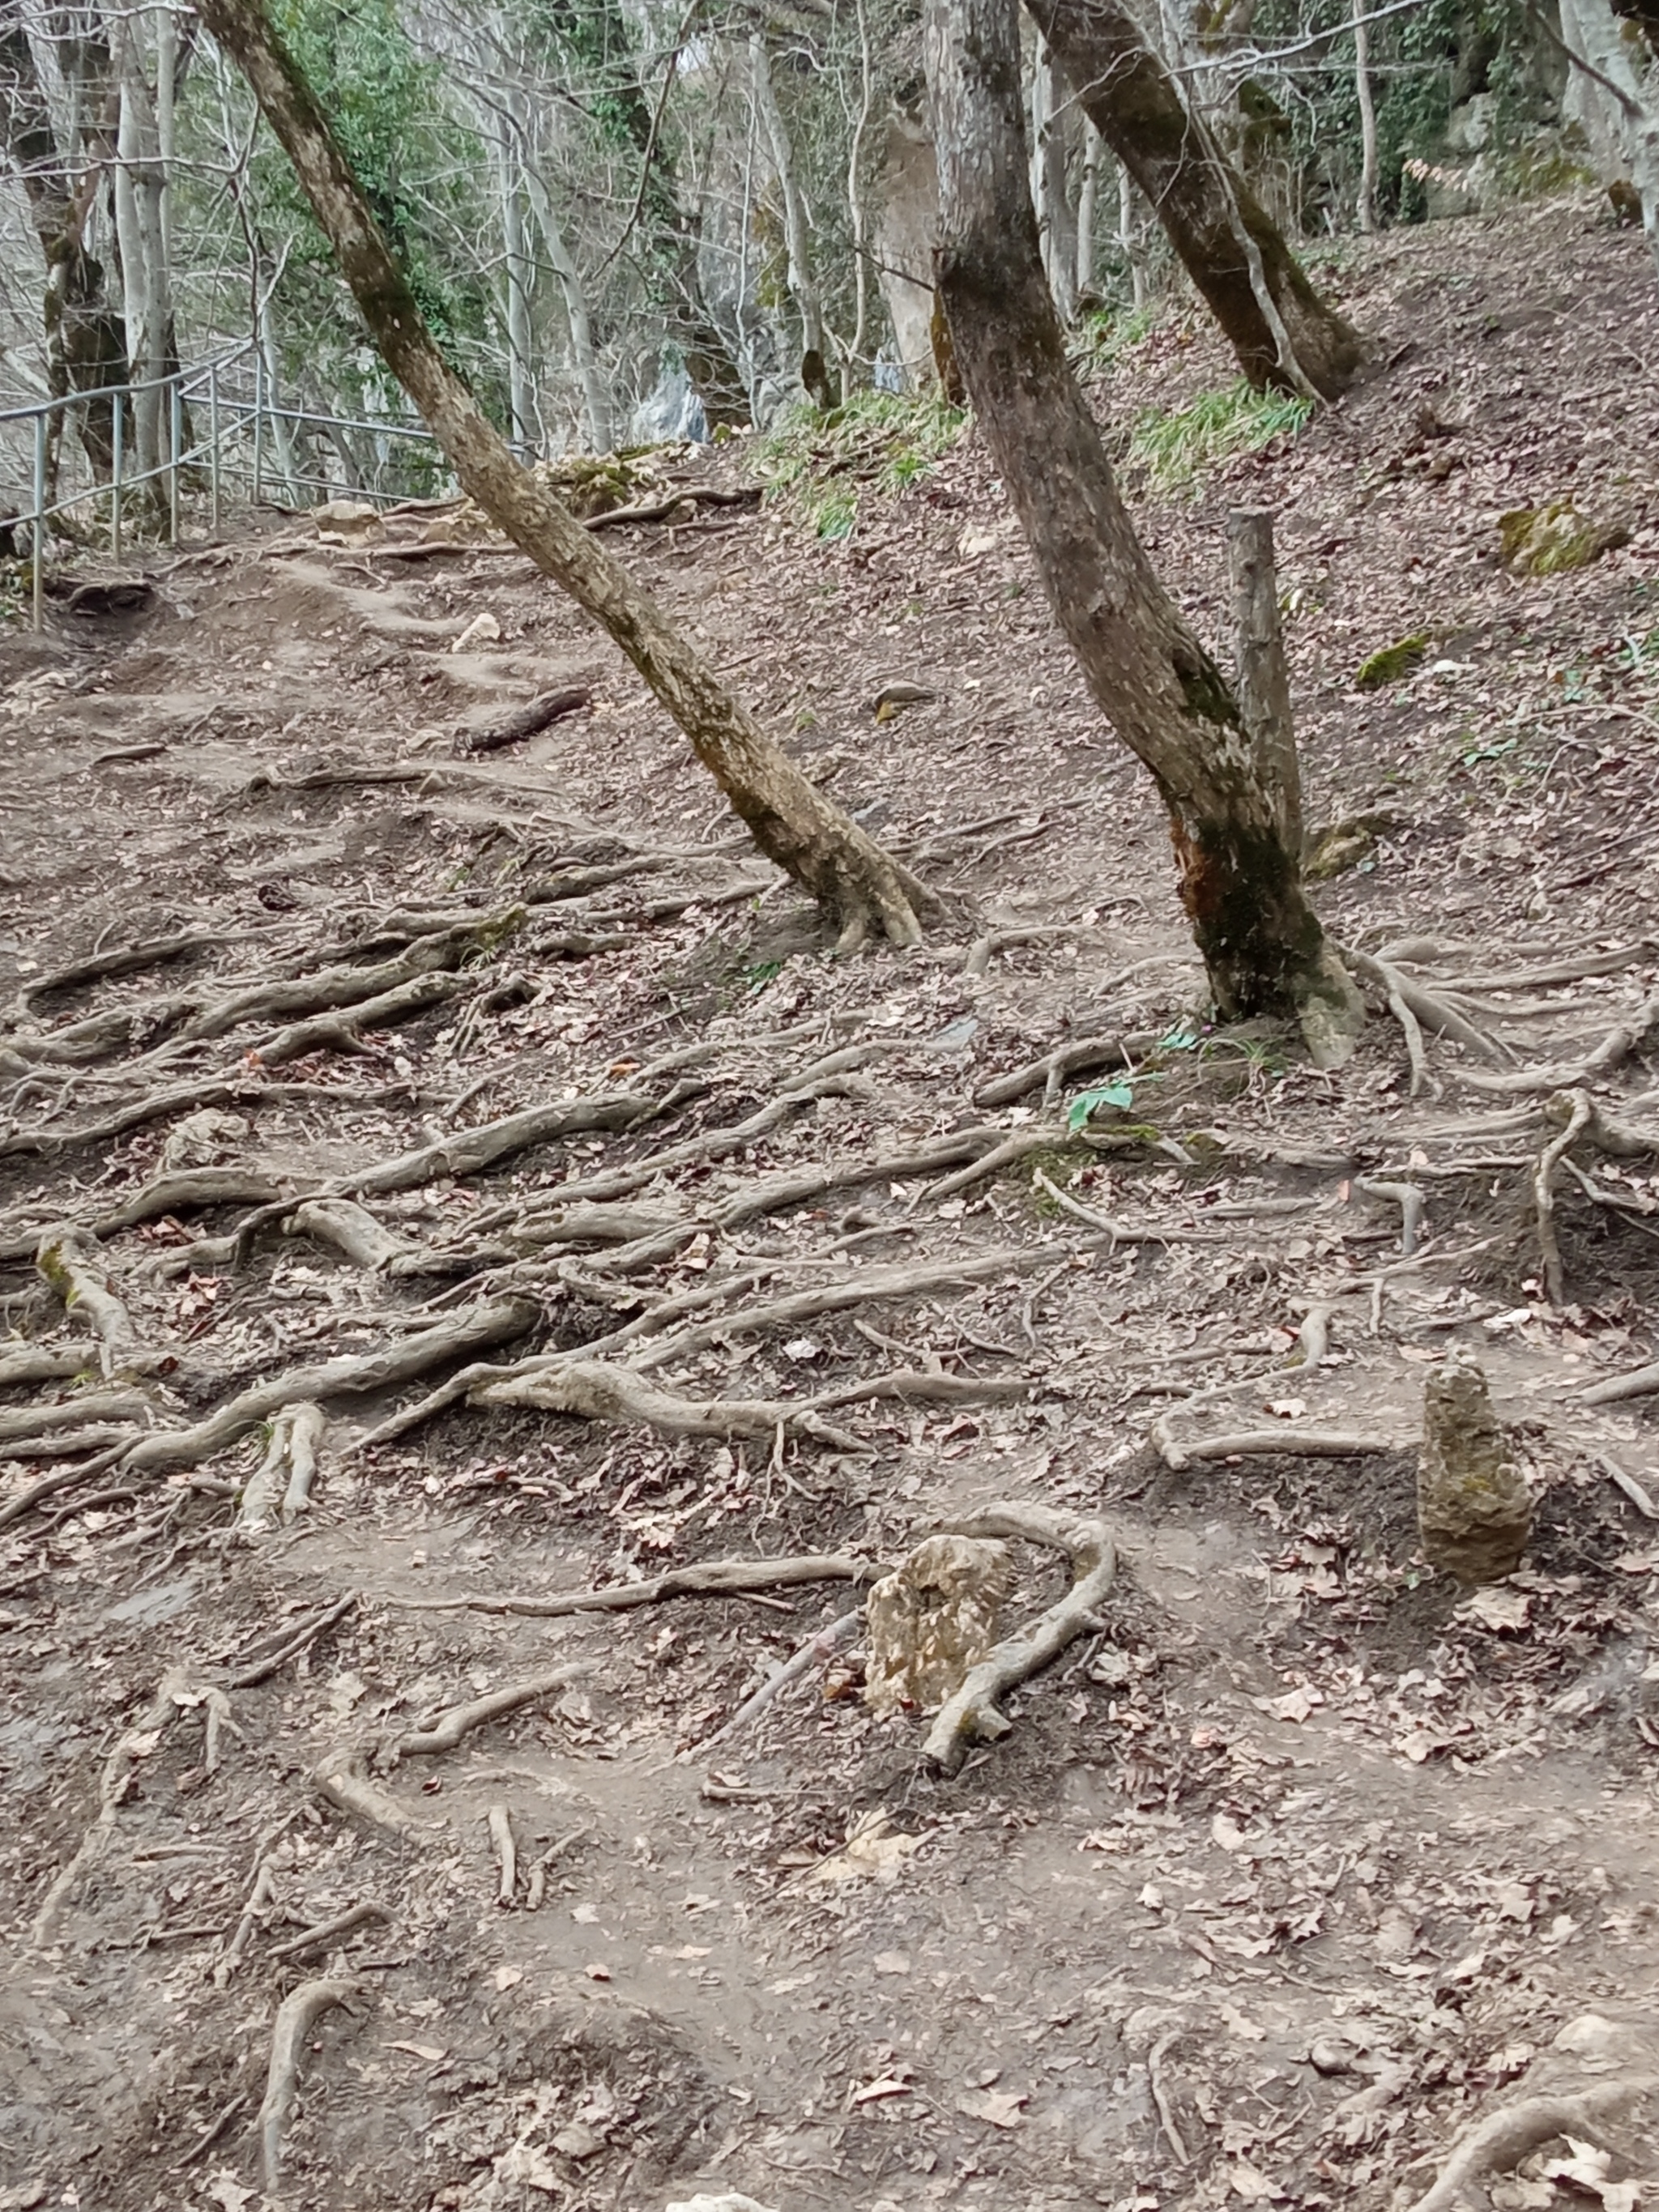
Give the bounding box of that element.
[1499,499,1631,578]
[1354,633,1430,691]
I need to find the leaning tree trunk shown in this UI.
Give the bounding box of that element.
[1021,0,1362,398]
[196,0,925,951]
[925,0,1360,1053]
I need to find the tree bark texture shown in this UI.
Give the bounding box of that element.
[198,0,926,949]
[1021,0,1363,397]
[926,0,1358,1042]
[0,19,126,472]
[1226,507,1300,855]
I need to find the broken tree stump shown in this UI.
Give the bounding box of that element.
[1418,1349,1532,1583]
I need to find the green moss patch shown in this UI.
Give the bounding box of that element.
[1354,633,1431,690]
[1499,500,1631,578]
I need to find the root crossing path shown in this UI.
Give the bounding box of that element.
[5,204,1659,2210]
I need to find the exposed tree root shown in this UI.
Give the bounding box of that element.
[186,920,520,1046]
[0,1442,133,1532]
[471,1360,867,1448]
[973,1033,1128,1109]
[267,1900,391,1963]
[712,1130,1004,1229]
[259,1976,362,2196]
[17,926,285,1013]
[289,1198,419,1271]
[488,1804,518,1904]
[453,687,592,758]
[923,1505,1116,1772]
[0,1170,283,1261]
[1543,1089,1659,1157]
[311,1749,430,1838]
[586,484,761,527]
[395,1553,879,1619]
[926,1127,1063,1201]
[0,1341,98,1388]
[1534,1087,1593,1306]
[237,1402,328,1531]
[229,1593,360,1690]
[0,1389,151,1448]
[0,1076,418,1161]
[386,1661,595,1764]
[1456,995,1659,1096]
[348,1093,650,1197]
[1345,947,1508,1071]
[628,1247,1049,1375]
[35,1228,149,1378]
[31,1670,187,1944]
[1355,1177,1426,1255]
[255,970,476,1064]
[697,1609,865,1752]
[1158,1424,1406,1470]
[1584,1361,1659,1405]
[117,1299,535,1479]
[1405,2080,1653,2212]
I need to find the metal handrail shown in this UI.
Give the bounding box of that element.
[4,336,459,629]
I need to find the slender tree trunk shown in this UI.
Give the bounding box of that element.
[495,129,536,452]
[1354,0,1379,234]
[517,145,612,454]
[0,19,125,474]
[1227,508,1300,855]
[1030,39,1077,320]
[1076,117,1101,297]
[1021,0,1363,396]
[925,0,1359,1054]
[1118,160,1146,309]
[196,0,925,950]
[750,31,831,387]
[846,0,876,368]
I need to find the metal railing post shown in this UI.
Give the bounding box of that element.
[252,350,265,505]
[168,377,182,543]
[31,408,46,632]
[208,359,221,534]
[111,390,124,562]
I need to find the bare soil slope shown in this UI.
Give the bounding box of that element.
[2,195,1659,2212]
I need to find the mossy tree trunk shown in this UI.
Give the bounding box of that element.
[196,0,926,951]
[926,0,1360,1050]
[1021,0,1363,399]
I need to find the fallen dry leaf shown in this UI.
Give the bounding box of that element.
[957,2087,1028,2129]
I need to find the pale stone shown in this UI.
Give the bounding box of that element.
[311,497,383,541]
[1418,1349,1532,1583]
[864,1533,1011,1715]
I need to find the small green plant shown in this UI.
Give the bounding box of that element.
[1073,302,1156,372]
[757,389,967,542]
[1126,380,1312,492]
[1067,1080,1136,1134]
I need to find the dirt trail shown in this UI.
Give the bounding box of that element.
[2,196,1659,2212]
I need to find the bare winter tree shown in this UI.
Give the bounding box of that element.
[926,0,1362,1051]
[0,14,126,471]
[1021,0,1363,397]
[194,0,929,952]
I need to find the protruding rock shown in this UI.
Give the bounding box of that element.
[1418,1349,1532,1583]
[864,1534,1011,1715]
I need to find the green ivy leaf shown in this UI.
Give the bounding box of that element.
[1067,1081,1135,1132]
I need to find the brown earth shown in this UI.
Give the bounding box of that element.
[2,194,1659,2212]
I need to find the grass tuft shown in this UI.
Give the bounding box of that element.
[1127,379,1312,492]
[757,390,966,540]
